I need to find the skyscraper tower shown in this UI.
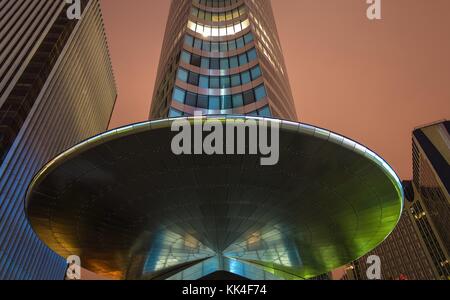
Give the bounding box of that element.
[150,0,297,121]
[26,0,403,280]
[0,0,116,279]
[410,121,449,279]
[344,121,449,281]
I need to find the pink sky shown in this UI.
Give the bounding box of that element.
[100,0,450,180]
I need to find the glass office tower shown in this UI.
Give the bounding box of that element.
[150,0,297,121]
[0,0,116,279]
[410,121,450,279]
[344,121,449,280]
[26,0,403,280]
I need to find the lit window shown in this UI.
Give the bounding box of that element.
[187,21,196,32]
[226,25,234,35]
[203,25,211,37]
[196,24,204,34]
[233,23,241,33]
[241,19,250,30]
[187,19,251,37]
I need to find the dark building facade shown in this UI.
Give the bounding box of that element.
[0,0,116,279]
[150,0,297,121]
[344,121,450,280]
[345,203,437,280]
[410,121,450,279]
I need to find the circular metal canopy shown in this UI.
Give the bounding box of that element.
[26,116,403,280]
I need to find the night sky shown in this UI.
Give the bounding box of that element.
[99,0,450,179]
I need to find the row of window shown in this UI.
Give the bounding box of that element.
[193,0,240,9]
[187,19,250,37]
[172,85,267,109]
[184,32,254,53]
[191,5,246,22]
[180,47,257,70]
[177,65,262,89]
[169,106,272,118]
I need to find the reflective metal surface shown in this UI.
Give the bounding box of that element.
[26,116,403,279]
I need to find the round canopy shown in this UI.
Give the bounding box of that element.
[26,116,403,279]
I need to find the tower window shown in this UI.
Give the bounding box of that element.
[197,95,208,108]
[186,92,197,106]
[243,90,256,105]
[188,72,199,86]
[255,85,267,101]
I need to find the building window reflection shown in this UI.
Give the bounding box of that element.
[176,65,263,89]
[171,84,267,110]
[184,33,254,52]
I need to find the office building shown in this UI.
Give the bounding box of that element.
[0,0,116,279]
[344,121,449,280]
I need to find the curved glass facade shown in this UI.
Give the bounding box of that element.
[171,84,267,109]
[180,48,258,69]
[150,0,297,121]
[148,0,298,119]
[184,32,254,52]
[194,0,240,9]
[176,65,262,88]
[191,5,246,22]
[187,19,250,37]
